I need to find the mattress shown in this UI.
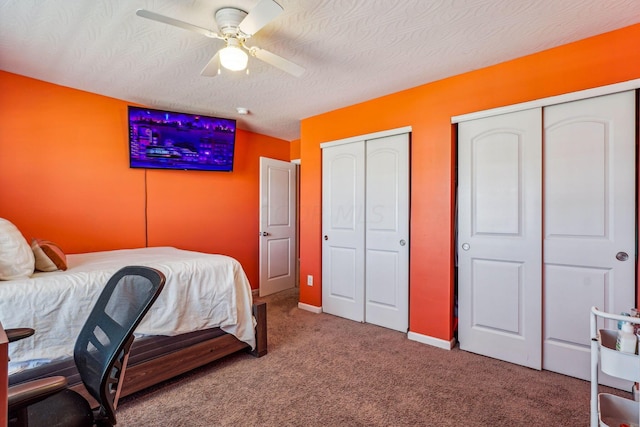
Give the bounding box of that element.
[1,247,256,374]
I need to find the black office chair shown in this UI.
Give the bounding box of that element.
[8,266,166,427]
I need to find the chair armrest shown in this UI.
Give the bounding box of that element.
[8,376,67,410]
[5,328,35,343]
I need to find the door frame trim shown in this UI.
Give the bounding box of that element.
[451,78,640,124]
[320,126,412,149]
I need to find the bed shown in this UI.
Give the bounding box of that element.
[1,246,267,404]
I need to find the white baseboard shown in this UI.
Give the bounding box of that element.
[298,302,322,314]
[407,331,456,350]
[294,304,455,349]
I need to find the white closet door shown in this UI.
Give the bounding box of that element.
[322,141,366,322]
[458,108,543,369]
[365,133,409,332]
[543,91,636,387]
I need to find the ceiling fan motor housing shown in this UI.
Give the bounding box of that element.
[215,8,248,37]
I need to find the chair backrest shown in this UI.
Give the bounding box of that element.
[73,266,165,424]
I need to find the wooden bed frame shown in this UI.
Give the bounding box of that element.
[18,301,267,407]
[1,324,8,426]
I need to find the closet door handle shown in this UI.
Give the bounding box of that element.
[616,251,629,261]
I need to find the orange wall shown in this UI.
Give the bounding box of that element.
[290,139,301,160]
[299,24,640,342]
[0,71,291,289]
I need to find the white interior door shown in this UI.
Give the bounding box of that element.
[458,108,543,369]
[543,91,636,388]
[322,142,366,322]
[365,134,410,332]
[259,157,297,297]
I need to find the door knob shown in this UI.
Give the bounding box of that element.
[259,231,270,237]
[616,251,629,261]
[324,235,328,241]
[462,243,470,251]
[399,239,406,246]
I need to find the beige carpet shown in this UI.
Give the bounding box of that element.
[116,288,627,426]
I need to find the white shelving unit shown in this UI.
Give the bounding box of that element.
[590,307,640,427]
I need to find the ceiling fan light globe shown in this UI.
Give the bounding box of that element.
[220,45,248,71]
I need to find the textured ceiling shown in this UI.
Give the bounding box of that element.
[1,0,639,141]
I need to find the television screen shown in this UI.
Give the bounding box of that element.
[128,106,236,172]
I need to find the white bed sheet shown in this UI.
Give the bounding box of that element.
[1,247,256,374]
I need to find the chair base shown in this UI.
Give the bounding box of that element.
[10,389,94,427]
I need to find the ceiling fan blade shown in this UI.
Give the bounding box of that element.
[200,51,221,77]
[136,9,220,39]
[238,0,283,36]
[252,47,305,77]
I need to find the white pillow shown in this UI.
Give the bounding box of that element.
[0,218,35,280]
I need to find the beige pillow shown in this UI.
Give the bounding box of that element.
[0,218,35,280]
[32,239,68,272]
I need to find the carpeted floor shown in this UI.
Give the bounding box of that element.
[116,287,628,426]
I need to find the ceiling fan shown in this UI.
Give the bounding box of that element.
[136,0,305,77]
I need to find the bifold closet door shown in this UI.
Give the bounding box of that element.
[458,90,636,385]
[457,108,543,369]
[322,141,366,322]
[322,133,409,332]
[543,91,636,387]
[365,134,409,332]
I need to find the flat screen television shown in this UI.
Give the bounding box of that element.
[128,106,236,172]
